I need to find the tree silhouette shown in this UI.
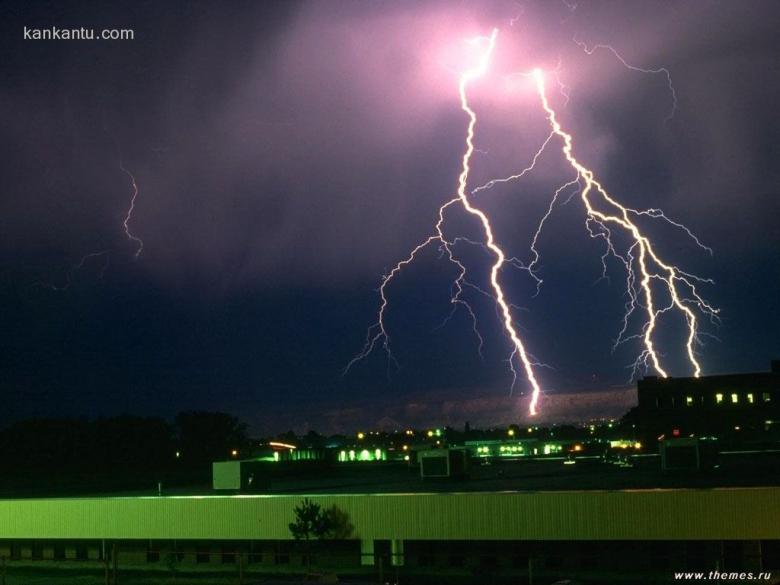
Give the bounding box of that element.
[289,498,329,570]
[289,499,354,570]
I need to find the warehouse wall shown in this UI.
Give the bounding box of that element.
[0,487,778,541]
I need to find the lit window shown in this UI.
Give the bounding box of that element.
[716,393,724,404]
[685,396,694,406]
[747,393,754,404]
[731,393,739,404]
[763,393,772,403]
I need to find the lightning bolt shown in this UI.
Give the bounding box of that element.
[530,67,717,378]
[347,28,714,414]
[38,140,144,291]
[38,250,110,292]
[346,29,545,416]
[118,151,144,260]
[454,30,543,414]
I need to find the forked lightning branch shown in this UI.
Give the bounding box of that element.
[347,29,717,416]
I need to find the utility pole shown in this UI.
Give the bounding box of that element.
[112,542,118,585]
[103,540,109,585]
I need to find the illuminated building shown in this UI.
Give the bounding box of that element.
[632,361,780,440]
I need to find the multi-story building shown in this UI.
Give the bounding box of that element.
[632,361,780,441]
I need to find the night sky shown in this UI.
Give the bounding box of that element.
[1,1,778,434]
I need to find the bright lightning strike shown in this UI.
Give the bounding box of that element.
[454,30,543,415]
[346,29,545,416]
[347,28,715,416]
[530,67,718,379]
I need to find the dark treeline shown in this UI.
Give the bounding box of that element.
[0,411,249,476]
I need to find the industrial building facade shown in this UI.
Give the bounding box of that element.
[1,488,779,581]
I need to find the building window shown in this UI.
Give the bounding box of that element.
[31,543,43,560]
[731,393,739,404]
[716,393,724,404]
[221,545,236,564]
[248,551,262,564]
[747,393,755,404]
[763,392,772,402]
[196,549,210,564]
[685,396,694,406]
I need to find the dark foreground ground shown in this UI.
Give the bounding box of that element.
[3,561,755,585]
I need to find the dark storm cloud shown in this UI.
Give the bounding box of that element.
[2,1,777,284]
[0,1,778,431]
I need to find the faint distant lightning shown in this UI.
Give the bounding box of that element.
[346,29,545,416]
[39,139,144,291]
[39,250,110,292]
[471,131,556,195]
[525,177,580,295]
[118,154,144,259]
[343,199,461,375]
[531,67,717,378]
[575,39,677,122]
